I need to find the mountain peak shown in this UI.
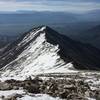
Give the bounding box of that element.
[0,26,100,78]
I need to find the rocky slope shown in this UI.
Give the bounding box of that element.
[0,73,100,100]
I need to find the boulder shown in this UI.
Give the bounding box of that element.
[0,82,13,90]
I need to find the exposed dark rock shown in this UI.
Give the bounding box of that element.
[94,91,100,100]
[24,83,40,93]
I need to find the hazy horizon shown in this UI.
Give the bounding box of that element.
[0,0,100,13]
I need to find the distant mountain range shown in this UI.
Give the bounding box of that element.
[0,11,100,49]
[71,25,100,49]
[0,10,100,24]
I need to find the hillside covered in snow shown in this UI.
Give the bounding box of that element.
[0,26,100,100]
[0,26,100,79]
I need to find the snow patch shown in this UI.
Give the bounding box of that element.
[18,94,60,100]
[0,90,61,100]
[0,90,24,99]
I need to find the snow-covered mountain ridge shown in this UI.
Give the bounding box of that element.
[0,26,74,79]
[0,26,100,79]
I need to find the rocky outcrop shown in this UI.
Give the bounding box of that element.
[0,93,23,100]
[0,76,100,100]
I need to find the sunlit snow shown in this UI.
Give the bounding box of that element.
[0,26,76,80]
[18,94,61,100]
[0,90,60,100]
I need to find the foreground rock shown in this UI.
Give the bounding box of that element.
[1,93,23,100]
[0,75,100,100]
[0,82,13,90]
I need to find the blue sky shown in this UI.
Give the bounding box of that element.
[0,0,100,13]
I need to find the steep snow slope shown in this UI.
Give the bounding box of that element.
[0,26,100,79]
[0,26,74,79]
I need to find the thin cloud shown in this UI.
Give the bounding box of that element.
[0,0,100,13]
[0,0,14,1]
